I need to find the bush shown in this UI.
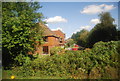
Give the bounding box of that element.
[7,41,120,79]
[92,41,120,67]
[14,54,31,66]
[50,46,64,56]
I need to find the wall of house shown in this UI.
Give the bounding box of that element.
[53,30,65,44]
[34,36,60,55]
[43,36,59,46]
[30,23,66,55]
[30,35,65,55]
[33,31,65,55]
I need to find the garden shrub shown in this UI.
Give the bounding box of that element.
[50,46,64,56]
[8,41,120,79]
[92,41,120,67]
[89,66,102,79]
[14,54,31,66]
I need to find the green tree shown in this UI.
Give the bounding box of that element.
[87,12,117,47]
[77,29,89,47]
[65,39,75,48]
[2,2,44,68]
[116,30,120,40]
[71,29,89,47]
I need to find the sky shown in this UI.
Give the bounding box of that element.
[38,2,118,39]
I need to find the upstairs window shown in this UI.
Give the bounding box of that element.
[59,38,62,43]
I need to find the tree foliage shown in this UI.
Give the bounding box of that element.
[71,29,89,47]
[71,12,119,48]
[65,39,75,48]
[86,12,117,47]
[116,30,120,40]
[2,2,44,68]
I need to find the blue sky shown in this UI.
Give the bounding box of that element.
[38,2,118,39]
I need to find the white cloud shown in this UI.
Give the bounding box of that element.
[52,27,63,31]
[81,4,115,14]
[73,25,91,34]
[90,18,100,24]
[73,29,80,34]
[45,24,49,26]
[44,16,67,23]
[52,27,65,33]
[80,25,91,30]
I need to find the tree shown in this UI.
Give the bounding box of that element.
[115,30,120,40]
[71,29,89,47]
[65,39,75,48]
[2,2,44,68]
[77,29,89,47]
[87,12,117,47]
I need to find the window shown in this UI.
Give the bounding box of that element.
[43,46,49,54]
[59,38,62,43]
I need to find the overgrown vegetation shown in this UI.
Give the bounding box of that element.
[3,41,120,79]
[2,2,120,79]
[71,29,89,47]
[2,2,44,69]
[50,46,65,56]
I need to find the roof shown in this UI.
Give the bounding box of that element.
[38,23,57,37]
[53,30,65,38]
[38,23,65,38]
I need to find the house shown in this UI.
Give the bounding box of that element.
[34,23,65,55]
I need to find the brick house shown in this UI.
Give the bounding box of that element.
[34,23,65,54]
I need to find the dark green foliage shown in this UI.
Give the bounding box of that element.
[99,12,115,25]
[14,54,31,66]
[116,30,120,40]
[87,12,117,47]
[71,12,119,48]
[2,2,44,68]
[71,29,89,47]
[92,41,119,68]
[8,41,119,79]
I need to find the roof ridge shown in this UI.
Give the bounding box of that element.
[38,23,59,37]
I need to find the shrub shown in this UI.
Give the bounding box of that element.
[92,41,120,67]
[50,46,64,56]
[14,54,31,66]
[8,41,120,79]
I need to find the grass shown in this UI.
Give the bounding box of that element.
[2,70,69,79]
